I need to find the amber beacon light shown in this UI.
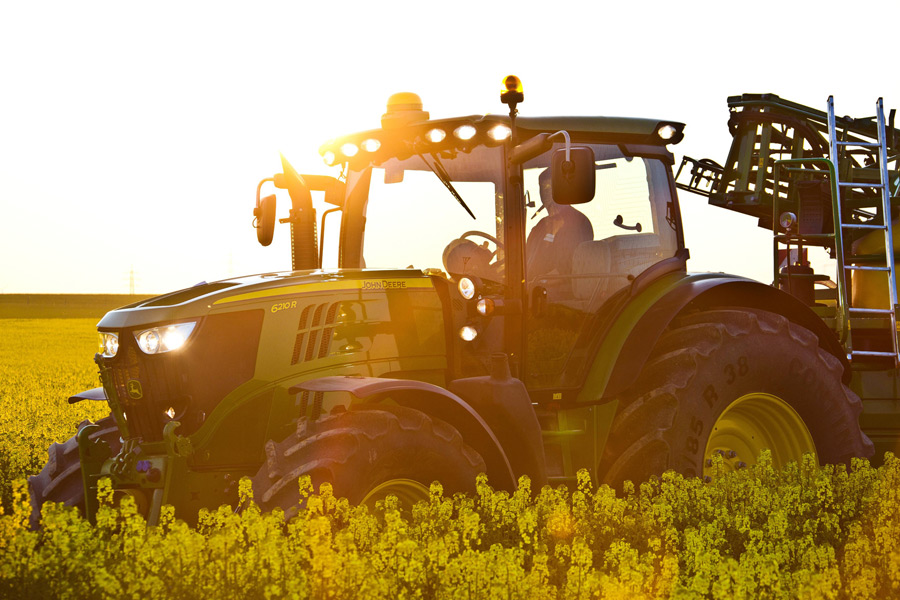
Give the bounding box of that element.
[500,75,523,106]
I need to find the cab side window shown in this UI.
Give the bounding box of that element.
[524,147,677,386]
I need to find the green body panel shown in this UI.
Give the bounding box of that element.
[88,268,450,521]
[553,271,756,482]
[543,400,618,486]
[575,270,698,404]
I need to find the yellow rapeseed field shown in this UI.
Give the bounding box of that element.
[0,319,107,510]
[1,318,899,599]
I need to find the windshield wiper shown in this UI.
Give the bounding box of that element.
[419,152,476,220]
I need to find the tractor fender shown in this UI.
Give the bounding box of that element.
[578,272,849,404]
[292,376,517,491]
[448,354,548,488]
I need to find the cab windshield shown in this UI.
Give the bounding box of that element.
[343,145,506,284]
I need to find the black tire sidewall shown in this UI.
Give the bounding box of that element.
[664,319,852,476]
[254,406,484,511]
[327,414,480,504]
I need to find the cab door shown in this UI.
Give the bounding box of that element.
[521,144,680,389]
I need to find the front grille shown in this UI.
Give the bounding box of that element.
[104,309,264,442]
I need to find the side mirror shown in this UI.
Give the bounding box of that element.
[255,194,276,246]
[551,147,595,205]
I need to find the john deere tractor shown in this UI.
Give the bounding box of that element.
[31,79,891,526]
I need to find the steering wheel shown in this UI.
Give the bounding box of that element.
[458,230,505,278]
[461,231,504,256]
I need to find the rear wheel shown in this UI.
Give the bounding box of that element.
[598,308,873,487]
[28,415,121,528]
[704,391,817,476]
[251,404,485,518]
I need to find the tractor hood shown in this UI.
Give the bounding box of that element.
[97,268,434,330]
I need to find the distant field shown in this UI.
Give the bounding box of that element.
[0,294,154,319]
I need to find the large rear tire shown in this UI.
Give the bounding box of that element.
[251,404,485,518]
[27,415,121,528]
[598,308,874,488]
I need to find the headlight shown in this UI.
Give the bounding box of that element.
[476,298,494,316]
[99,332,119,358]
[134,321,198,355]
[458,277,476,300]
[459,325,478,342]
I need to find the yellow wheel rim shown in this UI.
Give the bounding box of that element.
[703,392,817,478]
[361,479,430,514]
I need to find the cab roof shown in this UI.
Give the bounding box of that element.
[319,113,685,170]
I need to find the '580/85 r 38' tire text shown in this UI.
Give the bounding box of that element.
[599,308,874,487]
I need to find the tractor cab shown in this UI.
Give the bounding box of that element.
[256,80,687,390]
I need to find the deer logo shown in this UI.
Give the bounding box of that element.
[127,380,143,400]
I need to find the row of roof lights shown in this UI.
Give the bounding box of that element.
[323,124,512,166]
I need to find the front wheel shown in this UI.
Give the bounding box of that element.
[598,308,874,487]
[251,404,485,518]
[28,415,121,528]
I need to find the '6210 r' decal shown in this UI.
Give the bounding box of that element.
[271,301,298,313]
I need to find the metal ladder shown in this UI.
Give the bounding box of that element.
[828,96,900,366]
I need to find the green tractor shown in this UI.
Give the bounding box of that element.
[31,80,892,526]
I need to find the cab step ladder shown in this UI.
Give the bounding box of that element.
[829,96,900,366]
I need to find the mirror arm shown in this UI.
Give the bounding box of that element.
[509,130,574,165]
[509,133,551,165]
[256,177,274,209]
[546,130,571,161]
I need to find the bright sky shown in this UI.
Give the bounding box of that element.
[1,1,897,293]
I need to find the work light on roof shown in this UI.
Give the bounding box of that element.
[341,143,359,158]
[488,124,512,141]
[426,128,446,143]
[322,151,336,166]
[362,138,381,152]
[657,124,677,140]
[454,125,477,140]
